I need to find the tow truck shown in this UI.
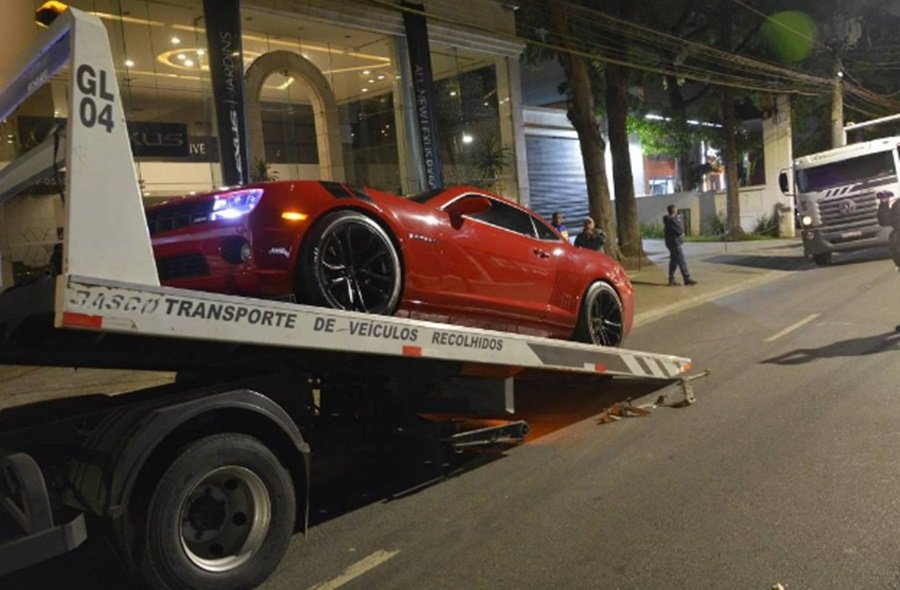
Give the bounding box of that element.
[0,9,692,589]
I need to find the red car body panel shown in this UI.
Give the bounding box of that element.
[146,181,633,341]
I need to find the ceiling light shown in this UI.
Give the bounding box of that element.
[363,69,371,75]
[177,53,186,61]
[361,88,369,92]
[450,90,457,97]
[125,59,135,67]
[368,79,375,84]
[377,74,385,80]
[196,49,205,56]
[171,36,180,44]
[184,59,194,67]
[462,134,474,144]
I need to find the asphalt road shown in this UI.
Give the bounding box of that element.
[5,247,900,589]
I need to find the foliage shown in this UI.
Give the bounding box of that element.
[640,222,665,239]
[708,213,726,236]
[753,211,781,237]
[475,136,511,180]
[251,159,278,183]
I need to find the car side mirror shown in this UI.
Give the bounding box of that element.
[778,171,790,195]
[446,196,491,225]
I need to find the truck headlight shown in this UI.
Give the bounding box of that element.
[802,215,813,226]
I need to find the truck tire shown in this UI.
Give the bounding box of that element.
[138,434,295,590]
[812,252,832,266]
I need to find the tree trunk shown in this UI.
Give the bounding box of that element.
[721,85,743,237]
[605,62,642,257]
[720,5,743,237]
[551,5,618,260]
[565,54,618,259]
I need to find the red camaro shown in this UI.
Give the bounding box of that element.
[146,181,633,346]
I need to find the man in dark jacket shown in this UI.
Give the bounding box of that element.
[663,204,696,286]
[574,217,606,252]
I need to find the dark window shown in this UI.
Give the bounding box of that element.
[469,198,536,237]
[796,150,896,193]
[532,215,560,241]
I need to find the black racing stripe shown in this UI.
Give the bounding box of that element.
[350,187,373,202]
[321,181,353,199]
[321,181,373,203]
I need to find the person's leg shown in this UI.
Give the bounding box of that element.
[676,246,696,284]
[668,247,677,284]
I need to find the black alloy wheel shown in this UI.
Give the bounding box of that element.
[303,211,402,315]
[575,281,625,347]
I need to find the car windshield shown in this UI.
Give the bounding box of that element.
[796,150,896,193]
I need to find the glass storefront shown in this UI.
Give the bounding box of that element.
[4,0,520,201]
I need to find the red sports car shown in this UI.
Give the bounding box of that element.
[146,181,633,346]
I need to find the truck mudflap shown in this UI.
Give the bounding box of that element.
[0,450,87,576]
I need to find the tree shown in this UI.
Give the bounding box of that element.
[603,0,643,258]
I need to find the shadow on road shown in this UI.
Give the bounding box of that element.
[704,253,811,271]
[2,373,677,589]
[762,330,900,365]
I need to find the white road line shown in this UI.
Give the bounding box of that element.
[764,313,821,343]
[306,550,400,590]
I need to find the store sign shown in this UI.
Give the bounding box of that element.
[203,0,249,186]
[129,122,189,158]
[402,1,444,190]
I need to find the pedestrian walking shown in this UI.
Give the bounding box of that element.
[663,204,696,286]
[574,217,607,252]
[551,212,569,241]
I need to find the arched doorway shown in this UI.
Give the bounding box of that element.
[245,50,345,181]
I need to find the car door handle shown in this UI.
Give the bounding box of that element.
[532,248,550,259]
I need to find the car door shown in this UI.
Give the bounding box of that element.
[439,194,559,329]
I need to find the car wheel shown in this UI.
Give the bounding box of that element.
[812,252,832,266]
[890,230,900,269]
[302,211,401,314]
[138,434,295,590]
[575,281,625,347]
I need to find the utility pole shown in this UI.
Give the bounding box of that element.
[831,57,844,148]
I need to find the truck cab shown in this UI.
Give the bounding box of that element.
[780,137,900,266]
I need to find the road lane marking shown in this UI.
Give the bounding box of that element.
[764,313,821,343]
[306,549,400,590]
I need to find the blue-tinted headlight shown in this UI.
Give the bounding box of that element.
[211,188,263,221]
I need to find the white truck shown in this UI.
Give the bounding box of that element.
[0,9,693,590]
[780,121,900,266]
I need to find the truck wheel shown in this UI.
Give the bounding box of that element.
[574,281,625,347]
[812,252,832,266]
[138,434,295,590]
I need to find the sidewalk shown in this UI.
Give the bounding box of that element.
[628,237,808,327]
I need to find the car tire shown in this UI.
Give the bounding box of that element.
[574,281,625,347]
[301,210,402,314]
[137,434,295,590]
[890,230,900,269]
[812,252,832,266]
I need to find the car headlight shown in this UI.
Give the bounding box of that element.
[802,215,813,226]
[211,188,263,221]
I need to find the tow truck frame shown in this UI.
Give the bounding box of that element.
[0,8,691,588]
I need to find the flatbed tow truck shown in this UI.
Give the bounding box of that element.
[0,9,692,589]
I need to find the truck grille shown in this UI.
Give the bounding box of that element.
[146,201,213,235]
[817,191,878,227]
[156,254,210,281]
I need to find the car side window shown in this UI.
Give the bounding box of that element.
[532,215,561,241]
[469,198,537,237]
